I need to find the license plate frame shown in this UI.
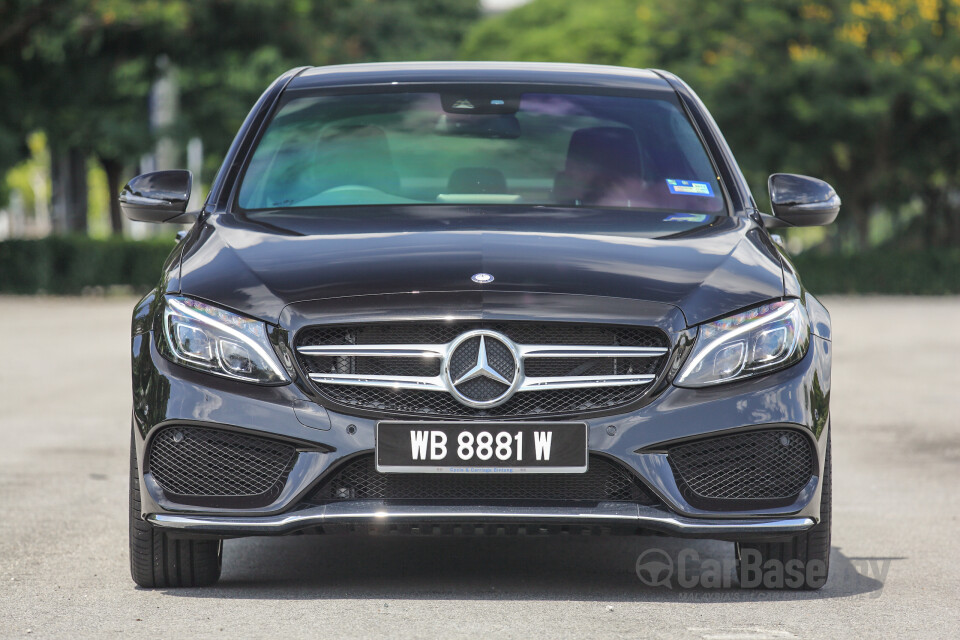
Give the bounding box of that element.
[375,421,588,474]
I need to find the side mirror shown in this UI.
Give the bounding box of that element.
[119,170,193,223]
[766,173,840,227]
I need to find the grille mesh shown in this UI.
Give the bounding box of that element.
[667,429,815,506]
[523,357,660,377]
[300,354,440,378]
[297,322,669,418]
[297,323,666,348]
[457,377,509,402]
[148,426,297,499]
[310,454,657,504]
[316,384,648,417]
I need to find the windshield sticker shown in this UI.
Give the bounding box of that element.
[666,179,715,197]
[663,213,709,223]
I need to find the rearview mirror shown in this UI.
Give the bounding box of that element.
[119,170,193,223]
[435,114,521,139]
[766,173,840,227]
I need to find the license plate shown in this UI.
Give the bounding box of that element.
[376,422,588,473]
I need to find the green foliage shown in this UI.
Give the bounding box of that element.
[791,247,960,294]
[3,132,49,214]
[5,0,190,162]
[462,0,960,248]
[0,236,176,294]
[174,0,481,177]
[1,0,480,176]
[462,0,648,64]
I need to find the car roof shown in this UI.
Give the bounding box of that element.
[287,61,674,92]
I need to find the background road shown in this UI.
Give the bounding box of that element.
[1,296,958,639]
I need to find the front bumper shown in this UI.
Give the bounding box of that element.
[149,502,814,541]
[132,295,832,539]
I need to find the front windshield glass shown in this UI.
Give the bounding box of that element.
[237,88,725,213]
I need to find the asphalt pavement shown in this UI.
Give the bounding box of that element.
[1,295,958,639]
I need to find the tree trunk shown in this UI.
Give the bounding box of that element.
[921,188,960,248]
[100,156,125,235]
[838,178,874,252]
[50,147,88,234]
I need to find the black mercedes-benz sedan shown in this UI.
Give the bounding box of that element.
[123,62,838,590]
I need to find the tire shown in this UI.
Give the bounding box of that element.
[129,429,222,588]
[736,432,831,590]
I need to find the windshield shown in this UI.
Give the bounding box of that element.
[237,88,725,213]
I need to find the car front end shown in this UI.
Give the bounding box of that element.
[125,62,837,589]
[135,290,831,539]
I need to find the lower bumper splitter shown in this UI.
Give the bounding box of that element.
[148,502,813,540]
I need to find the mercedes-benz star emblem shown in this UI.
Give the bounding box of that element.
[443,330,520,408]
[471,272,494,284]
[453,335,512,387]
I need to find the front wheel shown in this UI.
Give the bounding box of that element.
[129,430,222,588]
[736,432,832,590]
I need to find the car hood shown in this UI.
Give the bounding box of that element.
[178,206,784,327]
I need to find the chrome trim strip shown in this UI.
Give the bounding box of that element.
[297,344,667,359]
[517,345,668,358]
[148,503,815,536]
[519,374,655,391]
[308,373,446,391]
[297,345,445,358]
[308,372,656,392]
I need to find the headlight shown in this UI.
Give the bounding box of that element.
[675,299,809,387]
[161,296,289,384]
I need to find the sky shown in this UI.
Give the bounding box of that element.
[482,0,530,11]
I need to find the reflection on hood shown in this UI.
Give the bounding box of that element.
[179,207,784,326]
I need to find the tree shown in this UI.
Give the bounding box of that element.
[174,0,482,186]
[3,0,191,232]
[461,0,960,248]
[1,0,481,234]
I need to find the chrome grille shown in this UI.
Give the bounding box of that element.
[295,322,670,417]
